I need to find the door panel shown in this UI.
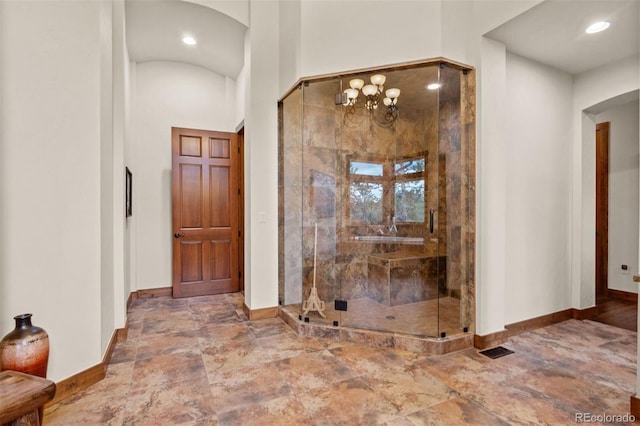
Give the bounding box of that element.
[180,164,203,228]
[210,166,230,226]
[211,240,231,280]
[172,127,239,298]
[180,136,203,157]
[211,138,230,158]
[181,242,204,282]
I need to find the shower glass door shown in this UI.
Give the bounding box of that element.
[335,64,445,337]
[280,60,474,340]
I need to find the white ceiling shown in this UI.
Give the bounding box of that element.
[123,0,638,81]
[125,0,246,79]
[485,0,639,75]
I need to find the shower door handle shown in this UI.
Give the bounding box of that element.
[429,209,434,233]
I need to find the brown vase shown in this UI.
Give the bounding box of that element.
[0,313,50,378]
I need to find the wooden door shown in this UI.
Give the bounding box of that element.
[595,122,609,303]
[172,127,239,298]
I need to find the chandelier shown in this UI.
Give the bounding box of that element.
[339,74,401,125]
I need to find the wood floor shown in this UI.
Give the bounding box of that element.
[592,297,637,332]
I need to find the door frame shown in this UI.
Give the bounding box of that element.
[595,121,610,303]
[237,126,245,292]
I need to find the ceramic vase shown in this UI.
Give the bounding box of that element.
[0,313,50,378]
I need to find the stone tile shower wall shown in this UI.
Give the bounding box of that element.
[279,61,476,336]
[438,66,476,330]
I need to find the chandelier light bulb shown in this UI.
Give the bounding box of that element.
[385,88,400,99]
[345,88,359,99]
[362,84,378,96]
[349,79,364,90]
[370,74,386,86]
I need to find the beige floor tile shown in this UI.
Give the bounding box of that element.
[216,396,313,426]
[207,362,292,413]
[275,349,358,393]
[297,377,400,425]
[43,293,637,426]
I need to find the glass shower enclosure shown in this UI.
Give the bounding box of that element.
[279,59,475,342]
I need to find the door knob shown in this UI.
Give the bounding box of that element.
[174,233,183,238]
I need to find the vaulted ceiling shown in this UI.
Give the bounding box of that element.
[123,0,639,81]
[124,0,247,79]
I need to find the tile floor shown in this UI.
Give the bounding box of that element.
[44,292,637,425]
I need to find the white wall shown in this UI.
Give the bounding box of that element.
[235,61,246,128]
[0,0,5,323]
[278,0,301,95]
[243,0,280,309]
[0,1,104,381]
[441,0,475,65]
[131,61,237,290]
[472,0,542,36]
[127,63,138,297]
[476,37,507,335]
[100,0,115,354]
[595,99,640,293]
[112,0,130,332]
[572,55,640,308]
[298,1,441,80]
[504,53,573,324]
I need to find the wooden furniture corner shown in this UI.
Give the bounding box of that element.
[0,370,56,425]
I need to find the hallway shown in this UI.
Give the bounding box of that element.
[594,297,638,332]
[44,292,637,425]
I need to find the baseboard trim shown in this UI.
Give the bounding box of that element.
[474,306,598,350]
[506,309,574,336]
[474,330,508,350]
[607,289,638,303]
[243,303,279,320]
[46,324,125,407]
[102,327,125,366]
[46,363,104,407]
[136,287,172,299]
[571,306,599,320]
[126,291,135,311]
[630,395,640,420]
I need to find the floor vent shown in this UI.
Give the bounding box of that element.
[479,346,514,359]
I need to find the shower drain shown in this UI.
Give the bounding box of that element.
[386,315,396,320]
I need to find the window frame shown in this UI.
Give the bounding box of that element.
[346,152,427,225]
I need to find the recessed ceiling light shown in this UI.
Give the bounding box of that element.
[585,21,610,34]
[427,83,441,90]
[182,36,197,46]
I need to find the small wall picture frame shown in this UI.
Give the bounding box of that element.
[125,167,133,217]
